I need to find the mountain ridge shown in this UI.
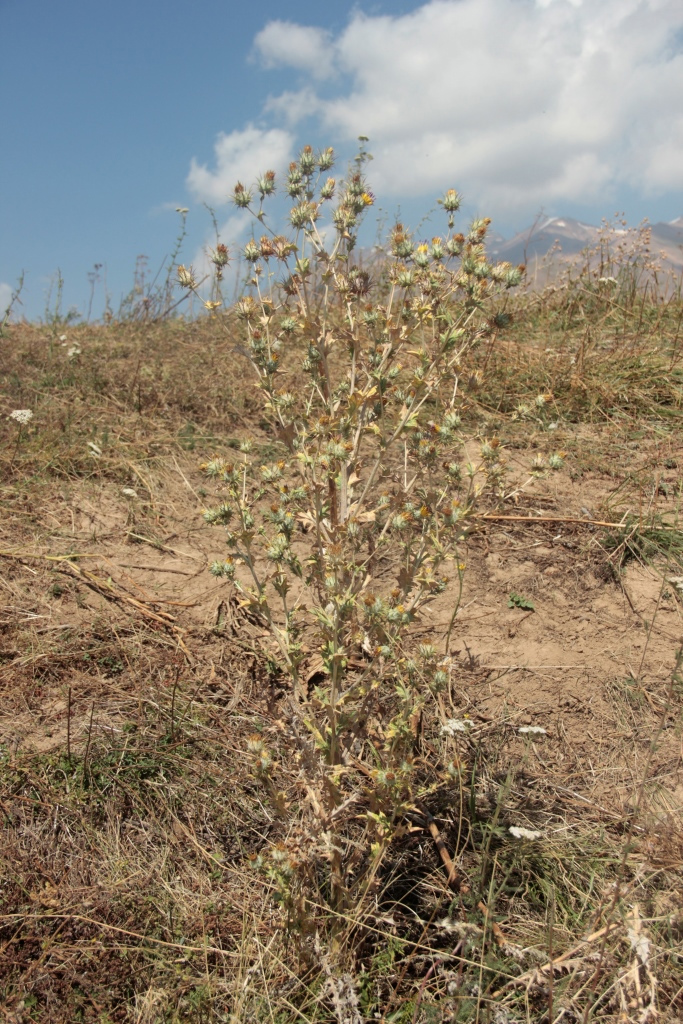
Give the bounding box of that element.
[487,215,683,277]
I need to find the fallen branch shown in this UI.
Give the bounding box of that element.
[410,802,508,947]
[62,560,177,625]
[412,801,462,890]
[478,513,625,529]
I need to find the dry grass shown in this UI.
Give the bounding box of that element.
[1,279,683,1022]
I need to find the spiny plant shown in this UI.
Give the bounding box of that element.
[177,140,523,915]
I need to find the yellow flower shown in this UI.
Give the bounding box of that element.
[204,300,222,311]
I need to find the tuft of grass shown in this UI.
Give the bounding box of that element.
[601,512,683,572]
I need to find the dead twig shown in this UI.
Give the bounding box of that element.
[491,922,621,997]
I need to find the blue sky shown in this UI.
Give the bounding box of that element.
[2,0,682,321]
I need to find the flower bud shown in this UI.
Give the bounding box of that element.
[231,182,252,208]
[298,144,316,175]
[243,240,261,263]
[209,243,229,268]
[256,170,276,197]
[176,264,197,289]
[317,147,334,171]
[439,189,461,213]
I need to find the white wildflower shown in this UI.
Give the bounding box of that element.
[441,718,471,737]
[67,344,81,358]
[59,334,67,342]
[9,409,33,425]
[518,726,547,736]
[509,826,543,841]
[121,487,138,498]
[667,576,683,593]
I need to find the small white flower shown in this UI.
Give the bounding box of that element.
[441,718,471,737]
[518,726,547,736]
[67,345,81,358]
[509,826,543,840]
[59,334,68,343]
[9,409,33,425]
[87,442,102,456]
[121,487,138,498]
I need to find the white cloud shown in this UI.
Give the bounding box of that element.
[246,0,683,218]
[253,21,334,80]
[187,126,294,204]
[0,283,13,315]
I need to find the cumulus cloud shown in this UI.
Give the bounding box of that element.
[187,126,294,204]
[253,21,334,80]
[250,0,683,217]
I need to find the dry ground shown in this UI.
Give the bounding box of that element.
[1,310,683,1023]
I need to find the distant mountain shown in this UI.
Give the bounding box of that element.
[489,215,683,279]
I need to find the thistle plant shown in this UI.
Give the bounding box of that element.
[178,141,521,908]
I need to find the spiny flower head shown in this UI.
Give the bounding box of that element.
[285,162,304,198]
[390,224,414,259]
[256,170,276,197]
[231,182,253,208]
[271,236,298,260]
[319,177,336,200]
[176,264,197,289]
[209,243,229,268]
[430,237,444,260]
[234,296,258,322]
[317,147,334,171]
[298,144,316,175]
[243,240,261,263]
[289,201,318,229]
[439,188,462,213]
[414,244,430,269]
